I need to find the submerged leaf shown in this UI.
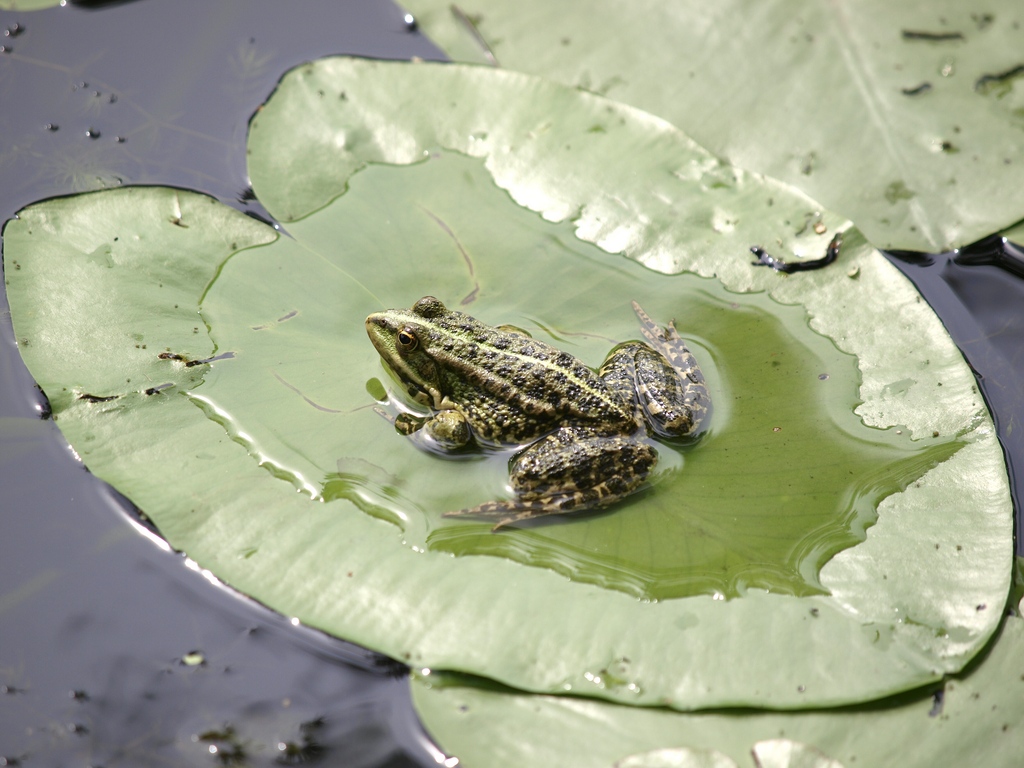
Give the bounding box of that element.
[3,59,1011,709]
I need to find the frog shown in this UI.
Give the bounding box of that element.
[365,296,710,529]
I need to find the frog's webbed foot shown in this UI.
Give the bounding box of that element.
[444,482,637,531]
[631,301,697,376]
[443,498,572,531]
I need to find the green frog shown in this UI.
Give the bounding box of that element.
[365,296,710,529]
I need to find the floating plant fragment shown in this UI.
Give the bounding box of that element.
[3,58,1011,711]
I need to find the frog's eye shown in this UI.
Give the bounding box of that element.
[397,326,419,352]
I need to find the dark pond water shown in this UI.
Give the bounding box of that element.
[0,1,448,765]
[0,1,1020,765]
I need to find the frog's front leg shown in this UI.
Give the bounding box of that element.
[390,408,472,451]
[444,427,657,529]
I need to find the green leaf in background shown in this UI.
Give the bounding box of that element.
[411,595,1024,766]
[401,0,1024,252]
[0,1,60,10]
[3,59,1011,710]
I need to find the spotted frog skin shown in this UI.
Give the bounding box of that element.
[365,296,710,528]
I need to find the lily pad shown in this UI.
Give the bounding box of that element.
[3,59,1011,709]
[411,606,1024,767]
[0,1,60,10]
[403,0,1024,252]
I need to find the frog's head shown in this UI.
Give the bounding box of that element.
[366,296,452,410]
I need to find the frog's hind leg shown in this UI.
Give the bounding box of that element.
[625,302,712,438]
[444,428,657,530]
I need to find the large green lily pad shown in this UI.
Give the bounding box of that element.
[403,0,1024,252]
[411,589,1024,767]
[2,59,1011,709]
[0,1,60,10]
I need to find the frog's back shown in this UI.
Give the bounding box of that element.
[431,322,632,444]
